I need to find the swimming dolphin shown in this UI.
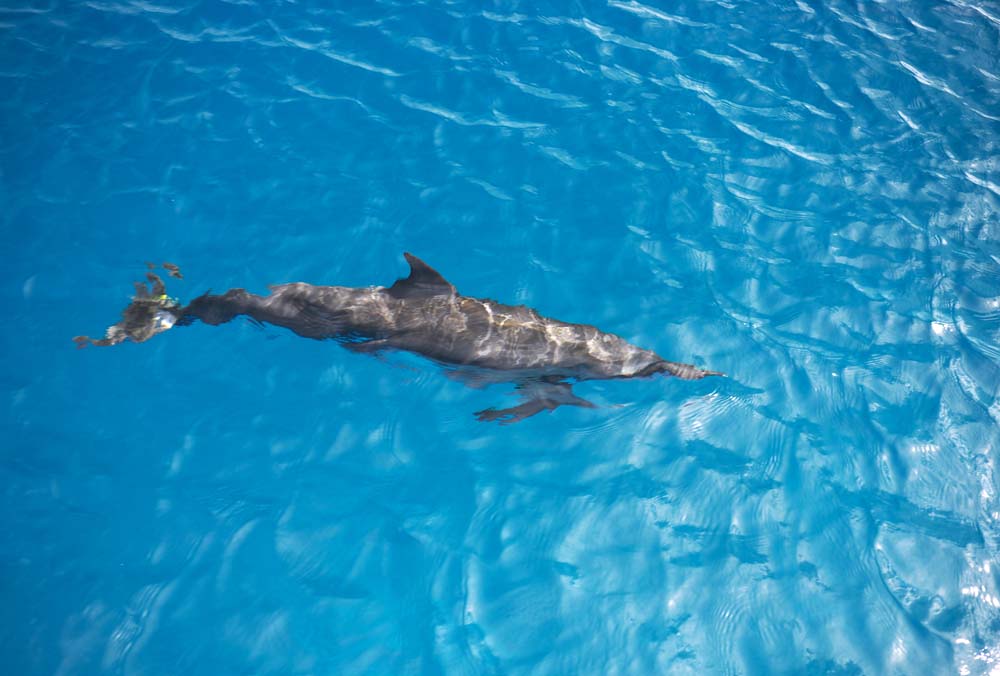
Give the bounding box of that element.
[75,254,722,423]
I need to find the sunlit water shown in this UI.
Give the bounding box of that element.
[3,0,1000,673]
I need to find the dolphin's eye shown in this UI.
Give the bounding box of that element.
[153,310,176,331]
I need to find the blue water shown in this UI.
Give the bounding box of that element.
[4,0,1000,673]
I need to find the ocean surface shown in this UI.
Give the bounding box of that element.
[3,0,1000,673]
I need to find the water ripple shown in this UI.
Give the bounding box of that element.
[4,0,1000,673]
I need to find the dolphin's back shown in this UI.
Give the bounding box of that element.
[383,294,660,378]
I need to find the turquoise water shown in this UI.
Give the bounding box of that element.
[4,0,1000,673]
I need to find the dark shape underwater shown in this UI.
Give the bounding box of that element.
[75,254,722,423]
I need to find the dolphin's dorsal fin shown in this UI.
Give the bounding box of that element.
[385,253,456,299]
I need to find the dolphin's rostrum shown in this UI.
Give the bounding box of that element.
[75,254,722,423]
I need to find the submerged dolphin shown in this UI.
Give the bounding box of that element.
[75,254,722,423]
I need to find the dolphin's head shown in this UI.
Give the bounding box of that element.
[118,295,182,342]
[74,270,183,348]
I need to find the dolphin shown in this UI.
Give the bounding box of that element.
[75,254,722,423]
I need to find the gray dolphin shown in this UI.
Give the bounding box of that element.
[76,254,722,423]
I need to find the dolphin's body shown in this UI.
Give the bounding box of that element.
[79,254,721,423]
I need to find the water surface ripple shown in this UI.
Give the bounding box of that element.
[3,0,1000,674]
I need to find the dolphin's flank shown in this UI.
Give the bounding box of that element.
[75,253,722,423]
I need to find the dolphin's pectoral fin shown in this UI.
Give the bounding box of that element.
[475,400,552,424]
[475,381,596,424]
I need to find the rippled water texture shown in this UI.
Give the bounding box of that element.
[4,0,1000,673]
